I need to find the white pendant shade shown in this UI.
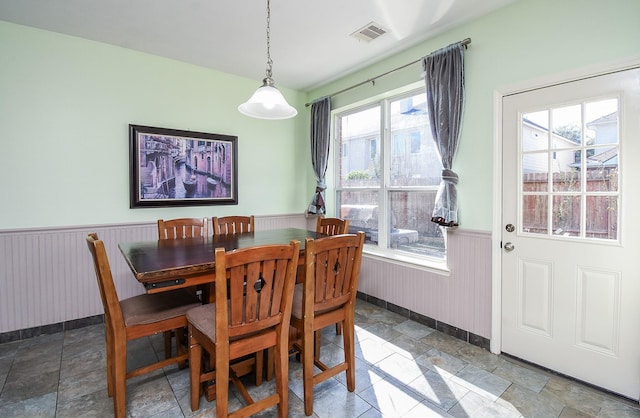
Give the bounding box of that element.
[238,84,297,120]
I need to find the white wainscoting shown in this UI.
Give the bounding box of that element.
[0,216,491,341]
[358,228,492,339]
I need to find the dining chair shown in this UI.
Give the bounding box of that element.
[290,232,365,416]
[315,216,351,335]
[85,233,202,418]
[187,240,300,417]
[158,216,210,307]
[157,217,208,239]
[212,215,254,235]
[316,216,350,236]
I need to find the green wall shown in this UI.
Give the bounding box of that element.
[2,0,639,231]
[308,0,640,231]
[0,21,310,230]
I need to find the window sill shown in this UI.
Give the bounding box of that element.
[361,246,450,276]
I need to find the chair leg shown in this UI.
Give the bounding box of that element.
[105,327,114,397]
[302,326,315,416]
[164,330,172,359]
[215,351,230,418]
[113,341,127,418]
[266,347,274,381]
[314,330,321,362]
[176,328,187,369]
[255,350,264,386]
[189,340,203,412]
[274,344,289,418]
[344,314,356,392]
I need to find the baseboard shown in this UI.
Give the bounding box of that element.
[0,314,104,344]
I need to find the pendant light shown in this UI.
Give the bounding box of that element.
[238,0,297,120]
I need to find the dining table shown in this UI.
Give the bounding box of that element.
[118,227,323,299]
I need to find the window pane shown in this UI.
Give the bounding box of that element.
[522,170,549,192]
[523,110,549,151]
[389,94,441,187]
[585,98,618,145]
[337,106,381,188]
[337,190,378,245]
[552,195,580,237]
[522,153,549,192]
[586,147,618,192]
[389,191,444,258]
[522,195,548,234]
[552,149,580,192]
[586,195,618,240]
[552,105,582,147]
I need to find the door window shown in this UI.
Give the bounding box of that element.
[520,98,619,240]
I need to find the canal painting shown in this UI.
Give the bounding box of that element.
[129,125,238,208]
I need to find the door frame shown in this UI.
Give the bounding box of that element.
[490,56,640,355]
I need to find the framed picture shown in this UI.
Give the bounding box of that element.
[129,124,238,208]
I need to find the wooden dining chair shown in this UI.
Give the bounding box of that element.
[212,215,254,235]
[316,216,350,236]
[85,233,201,418]
[158,216,210,306]
[187,240,300,417]
[290,232,365,416]
[315,216,351,335]
[157,217,208,239]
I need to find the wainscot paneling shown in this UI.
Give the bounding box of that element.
[0,214,315,337]
[358,229,492,339]
[1,217,491,344]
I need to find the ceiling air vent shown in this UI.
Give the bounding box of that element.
[350,22,387,42]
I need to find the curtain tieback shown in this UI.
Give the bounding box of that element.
[441,169,459,185]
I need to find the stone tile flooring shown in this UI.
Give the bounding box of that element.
[1,299,639,417]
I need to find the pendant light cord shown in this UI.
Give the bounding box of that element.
[265,0,273,81]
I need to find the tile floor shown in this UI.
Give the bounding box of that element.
[1,299,639,417]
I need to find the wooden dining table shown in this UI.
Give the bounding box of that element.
[118,227,322,298]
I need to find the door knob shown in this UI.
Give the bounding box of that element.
[504,242,515,252]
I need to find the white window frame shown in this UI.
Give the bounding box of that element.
[331,82,449,272]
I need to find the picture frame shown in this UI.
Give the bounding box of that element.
[129,124,238,208]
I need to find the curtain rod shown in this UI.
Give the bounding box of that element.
[305,37,471,107]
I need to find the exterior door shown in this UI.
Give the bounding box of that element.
[501,67,640,400]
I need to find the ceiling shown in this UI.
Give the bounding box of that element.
[0,0,517,91]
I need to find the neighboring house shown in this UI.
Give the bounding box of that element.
[521,118,578,174]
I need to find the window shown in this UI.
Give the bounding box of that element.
[521,98,619,239]
[335,89,446,260]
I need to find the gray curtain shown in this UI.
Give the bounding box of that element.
[422,42,465,227]
[307,97,331,214]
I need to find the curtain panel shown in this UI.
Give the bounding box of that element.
[307,97,331,215]
[423,42,466,227]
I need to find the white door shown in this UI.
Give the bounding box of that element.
[501,67,640,400]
